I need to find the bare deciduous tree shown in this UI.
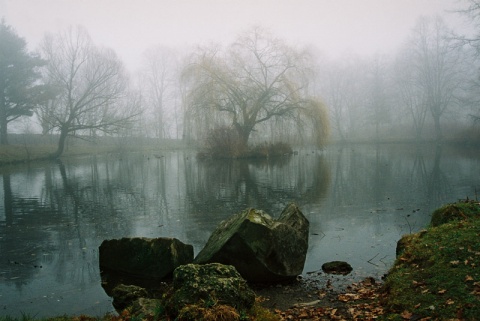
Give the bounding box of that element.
[318,56,367,142]
[140,46,178,139]
[366,55,391,141]
[394,47,428,141]
[39,26,140,158]
[183,27,329,149]
[404,16,467,141]
[455,0,480,124]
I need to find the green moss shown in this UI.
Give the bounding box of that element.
[430,201,480,227]
[246,209,272,225]
[165,263,255,317]
[247,302,280,321]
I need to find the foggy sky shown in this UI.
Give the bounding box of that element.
[0,0,470,71]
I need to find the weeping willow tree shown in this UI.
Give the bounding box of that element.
[182,27,330,150]
[304,99,330,147]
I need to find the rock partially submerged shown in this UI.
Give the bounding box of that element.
[99,237,193,279]
[164,263,255,318]
[194,203,309,282]
[321,261,353,275]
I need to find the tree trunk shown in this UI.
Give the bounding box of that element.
[235,123,252,150]
[0,105,8,145]
[51,126,69,159]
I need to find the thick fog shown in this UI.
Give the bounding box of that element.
[1,0,479,145]
[1,0,466,71]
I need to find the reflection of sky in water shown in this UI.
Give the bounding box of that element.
[1,145,480,317]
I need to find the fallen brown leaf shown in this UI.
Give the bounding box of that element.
[401,310,413,319]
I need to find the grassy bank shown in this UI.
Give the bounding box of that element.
[0,140,189,166]
[380,201,480,320]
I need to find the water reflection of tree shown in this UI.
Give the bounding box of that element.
[330,145,451,209]
[326,145,453,238]
[183,154,331,231]
[3,173,12,224]
[405,146,450,204]
[0,156,142,291]
[425,146,451,204]
[321,146,397,249]
[308,145,452,274]
[0,171,59,287]
[49,157,154,288]
[330,146,394,208]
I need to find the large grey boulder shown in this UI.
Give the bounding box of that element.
[99,237,193,279]
[194,203,309,282]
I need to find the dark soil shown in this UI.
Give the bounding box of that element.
[252,277,334,310]
[252,274,385,319]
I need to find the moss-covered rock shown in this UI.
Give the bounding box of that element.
[430,201,480,227]
[164,263,255,318]
[111,284,148,310]
[130,298,162,318]
[194,203,309,282]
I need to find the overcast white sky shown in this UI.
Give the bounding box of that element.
[0,0,471,71]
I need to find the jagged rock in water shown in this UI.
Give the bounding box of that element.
[194,203,309,282]
[164,263,255,317]
[99,237,193,279]
[321,261,353,275]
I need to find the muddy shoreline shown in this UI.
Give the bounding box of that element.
[252,273,381,311]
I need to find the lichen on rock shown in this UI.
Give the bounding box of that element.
[111,284,148,310]
[164,263,255,318]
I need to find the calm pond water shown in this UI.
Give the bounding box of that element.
[1,144,479,317]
